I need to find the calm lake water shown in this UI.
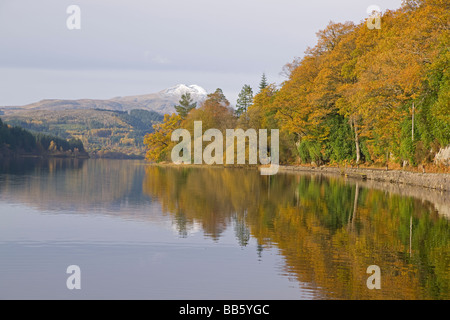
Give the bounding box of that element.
[0,158,448,300]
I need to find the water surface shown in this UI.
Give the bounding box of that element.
[0,159,448,300]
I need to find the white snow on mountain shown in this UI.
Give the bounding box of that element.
[161,84,208,101]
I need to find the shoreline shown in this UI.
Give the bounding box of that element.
[279,166,450,219]
[146,162,450,218]
[278,165,450,192]
[147,162,450,192]
[0,153,90,161]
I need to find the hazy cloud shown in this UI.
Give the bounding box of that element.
[0,0,402,106]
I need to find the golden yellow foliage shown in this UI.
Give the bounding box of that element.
[143,114,182,162]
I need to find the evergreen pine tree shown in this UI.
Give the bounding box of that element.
[236,85,254,117]
[174,93,197,119]
[259,73,268,92]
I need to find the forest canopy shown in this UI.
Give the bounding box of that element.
[0,117,86,158]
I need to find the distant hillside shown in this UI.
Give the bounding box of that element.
[0,118,88,159]
[2,109,164,159]
[0,84,206,158]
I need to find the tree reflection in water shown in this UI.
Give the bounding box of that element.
[143,165,449,300]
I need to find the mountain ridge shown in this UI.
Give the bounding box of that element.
[0,84,208,158]
[1,84,208,116]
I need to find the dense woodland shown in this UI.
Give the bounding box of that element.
[3,109,163,158]
[145,0,449,168]
[0,117,87,159]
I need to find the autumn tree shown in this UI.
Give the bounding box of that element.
[185,88,236,132]
[143,114,182,162]
[349,0,450,164]
[269,2,448,166]
[247,84,298,163]
[181,89,236,164]
[247,84,278,130]
[48,140,57,152]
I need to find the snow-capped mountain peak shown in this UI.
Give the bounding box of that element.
[161,84,208,101]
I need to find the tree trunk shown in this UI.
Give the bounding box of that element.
[412,102,415,142]
[353,118,361,164]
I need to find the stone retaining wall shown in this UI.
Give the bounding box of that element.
[279,166,450,192]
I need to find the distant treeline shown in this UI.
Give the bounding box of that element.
[0,118,86,158]
[5,109,164,158]
[118,109,164,141]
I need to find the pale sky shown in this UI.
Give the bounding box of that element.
[0,0,402,107]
